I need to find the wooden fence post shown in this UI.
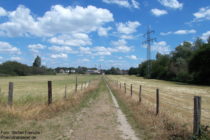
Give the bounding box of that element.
[48,81,52,105]
[120,83,121,89]
[64,84,67,99]
[124,83,126,93]
[193,96,201,136]
[8,82,13,106]
[156,88,159,115]
[130,84,133,96]
[75,76,78,92]
[139,85,142,103]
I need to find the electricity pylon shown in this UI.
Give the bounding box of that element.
[142,26,156,78]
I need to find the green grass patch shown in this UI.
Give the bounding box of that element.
[75,79,105,111]
[0,112,20,128]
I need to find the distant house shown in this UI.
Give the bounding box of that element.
[86,69,101,74]
[65,70,70,73]
[59,69,65,73]
[120,70,128,75]
[70,69,76,73]
[59,69,70,74]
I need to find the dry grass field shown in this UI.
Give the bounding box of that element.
[0,74,99,122]
[107,75,210,130]
[0,74,98,105]
[0,75,102,140]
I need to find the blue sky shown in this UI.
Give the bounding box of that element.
[0,0,209,69]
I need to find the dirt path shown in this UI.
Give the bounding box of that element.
[6,81,140,140]
[66,81,140,140]
[105,81,140,140]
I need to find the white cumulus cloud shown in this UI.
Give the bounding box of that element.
[116,45,131,53]
[49,33,92,47]
[160,29,196,35]
[11,56,21,61]
[0,7,7,16]
[102,0,140,9]
[111,39,132,52]
[50,53,68,59]
[93,46,112,56]
[97,27,112,36]
[174,29,196,35]
[151,8,168,16]
[38,5,114,35]
[103,0,130,8]
[79,47,92,55]
[201,31,210,41]
[0,5,42,37]
[131,0,140,9]
[152,41,171,54]
[0,41,21,54]
[28,44,46,53]
[49,46,76,53]
[158,0,183,9]
[120,35,134,40]
[0,5,114,37]
[117,21,140,34]
[127,55,137,60]
[193,7,210,21]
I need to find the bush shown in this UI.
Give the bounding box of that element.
[0,61,55,76]
[0,61,31,76]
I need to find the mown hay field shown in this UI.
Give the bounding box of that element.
[107,75,210,129]
[0,74,99,106]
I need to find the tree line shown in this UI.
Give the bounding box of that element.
[0,55,128,76]
[128,37,210,85]
[0,56,55,76]
[55,66,127,75]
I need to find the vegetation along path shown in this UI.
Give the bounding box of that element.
[67,79,140,140]
[3,79,140,140]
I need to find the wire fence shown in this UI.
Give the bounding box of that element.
[105,76,209,136]
[0,75,100,106]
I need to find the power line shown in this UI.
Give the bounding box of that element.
[142,26,156,78]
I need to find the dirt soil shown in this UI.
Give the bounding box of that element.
[61,82,139,140]
[68,90,122,140]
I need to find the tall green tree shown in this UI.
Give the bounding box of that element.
[151,53,171,79]
[189,43,210,84]
[105,67,121,75]
[138,60,154,77]
[207,36,210,44]
[136,38,210,84]
[193,38,204,50]
[169,42,193,82]
[33,56,41,67]
[128,67,138,75]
